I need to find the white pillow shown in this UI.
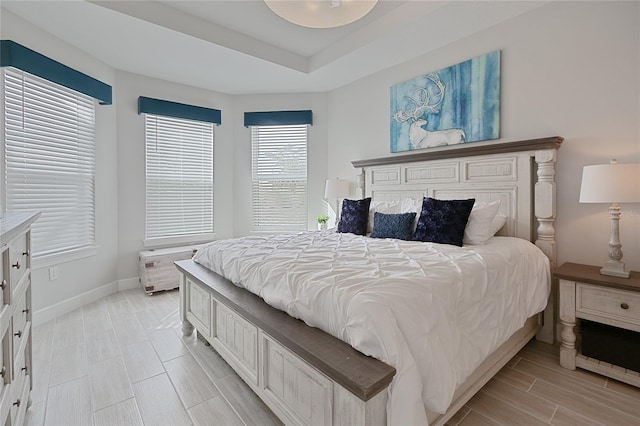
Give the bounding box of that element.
[400,197,422,214]
[400,197,422,232]
[489,213,508,236]
[367,200,401,234]
[463,200,501,245]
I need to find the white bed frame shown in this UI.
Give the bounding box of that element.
[178,136,562,426]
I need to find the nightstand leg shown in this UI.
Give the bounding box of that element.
[559,279,577,369]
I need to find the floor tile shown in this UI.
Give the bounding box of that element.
[86,328,121,365]
[93,397,144,426]
[121,340,165,383]
[89,356,134,410]
[149,328,189,361]
[132,373,192,426]
[24,400,46,426]
[112,317,149,347]
[44,377,93,426]
[164,353,220,409]
[188,395,244,426]
[48,342,88,387]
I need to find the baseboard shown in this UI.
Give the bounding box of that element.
[118,276,140,291]
[32,276,140,326]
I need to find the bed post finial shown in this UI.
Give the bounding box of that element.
[534,149,557,266]
[535,148,557,344]
[355,168,365,199]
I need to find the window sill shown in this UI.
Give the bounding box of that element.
[32,245,99,269]
[143,233,216,249]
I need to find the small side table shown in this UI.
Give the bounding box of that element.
[554,262,640,387]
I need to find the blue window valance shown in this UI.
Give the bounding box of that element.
[138,96,221,125]
[1,40,112,105]
[244,110,312,127]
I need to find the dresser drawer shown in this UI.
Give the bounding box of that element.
[11,291,29,360]
[8,235,28,289]
[577,283,640,326]
[0,250,5,307]
[9,350,28,426]
[0,382,10,426]
[0,323,10,425]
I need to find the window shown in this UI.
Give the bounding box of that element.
[2,68,96,259]
[144,114,214,243]
[251,125,308,232]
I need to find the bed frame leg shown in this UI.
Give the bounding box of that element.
[179,273,194,336]
[182,320,194,337]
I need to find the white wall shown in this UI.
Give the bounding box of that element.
[1,10,119,312]
[232,93,328,237]
[115,71,235,281]
[327,1,640,272]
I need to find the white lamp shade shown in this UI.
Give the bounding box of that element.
[324,179,350,199]
[579,162,640,203]
[264,0,378,29]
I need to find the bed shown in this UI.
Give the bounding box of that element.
[176,136,562,426]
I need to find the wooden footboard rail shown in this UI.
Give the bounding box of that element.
[176,260,395,426]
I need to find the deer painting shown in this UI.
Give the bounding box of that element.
[393,72,466,149]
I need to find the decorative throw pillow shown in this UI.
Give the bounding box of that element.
[370,212,417,240]
[337,197,371,235]
[463,200,502,245]
[367,200,401,234]
[413,197,475,246]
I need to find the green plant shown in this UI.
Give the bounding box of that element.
[316,214,329,224]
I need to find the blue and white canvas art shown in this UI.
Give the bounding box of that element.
[390,50,500,153]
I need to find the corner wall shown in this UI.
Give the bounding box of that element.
[232,93,328,237]
[327,1,640,271]
[1,10,119,313]
[115,71,235,282]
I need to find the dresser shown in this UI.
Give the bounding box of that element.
[0,211,39,425]
[555,262,640,387]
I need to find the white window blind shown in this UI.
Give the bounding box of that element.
[251,125,307,232]
[145,114,214,240]
[3,68,96,258]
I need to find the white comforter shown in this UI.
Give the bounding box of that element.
[193,231,550,425]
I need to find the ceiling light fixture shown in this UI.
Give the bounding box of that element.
[264,0,378,29]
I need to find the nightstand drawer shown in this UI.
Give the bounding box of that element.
[577,283,640,325]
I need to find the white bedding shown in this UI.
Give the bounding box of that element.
[193,231,550,425]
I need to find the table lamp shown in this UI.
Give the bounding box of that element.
[579,160,640,278]
[324,179,350,223]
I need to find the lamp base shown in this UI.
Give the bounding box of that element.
[600,261,630,279]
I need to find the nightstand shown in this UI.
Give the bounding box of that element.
[554,262,640,387]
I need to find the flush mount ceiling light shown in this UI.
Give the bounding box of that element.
[264,0,378,29]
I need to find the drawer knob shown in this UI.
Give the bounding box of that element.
[14,330,22,338]
[0,366,5,378]
[0,280,5,290]
[621,303,629,310]
[13,399,20,407]
[22,250,29,257]
[23,307,30,315]
[12,261,20,269]
[21,365,27,373]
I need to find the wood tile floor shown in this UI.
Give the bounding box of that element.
[25,287,640,426]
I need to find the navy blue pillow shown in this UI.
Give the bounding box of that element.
[413,197,475,246]
[370,212,416,240]
[337,198,371,235]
